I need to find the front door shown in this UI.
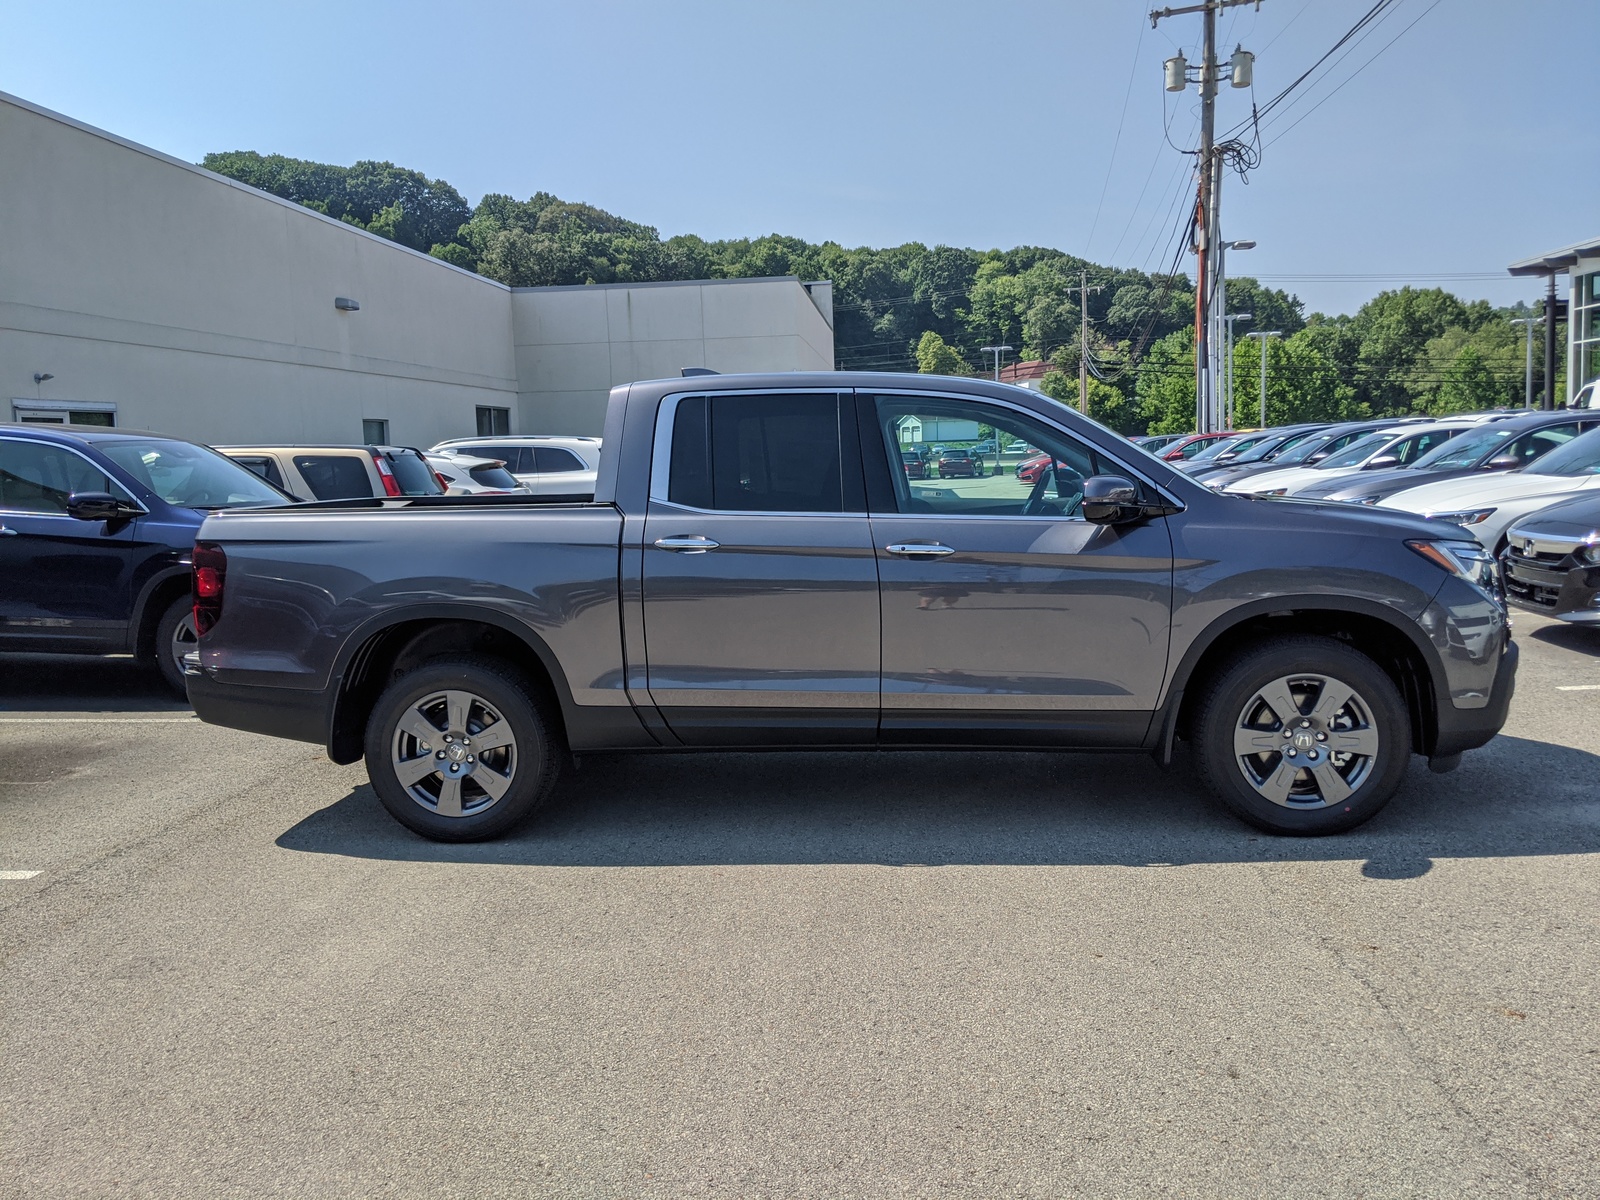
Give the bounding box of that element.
[861,392,1175,746]
[640,392,880,745]
[0,437,139,651]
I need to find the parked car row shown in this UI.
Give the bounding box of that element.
[0,423,603,694]
[1145,408,1600,624]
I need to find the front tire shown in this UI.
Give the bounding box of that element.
[364,656,561,842]
[1193,636,1411,835]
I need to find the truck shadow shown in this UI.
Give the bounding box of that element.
[0,653,188,714]
[276,735,1600,875]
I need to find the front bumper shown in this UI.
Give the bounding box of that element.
[1432,639,1518,759]
[1503,555,1600,622]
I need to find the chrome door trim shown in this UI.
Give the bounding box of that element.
[653,535,721,553]
[885,543,956,557]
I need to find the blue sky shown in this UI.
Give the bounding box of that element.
[5,0,1593,316]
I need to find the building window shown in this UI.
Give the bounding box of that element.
[11,400,116,426]
[362,418,389,445]
[476,406,511,437]
[1576,269,1600,394]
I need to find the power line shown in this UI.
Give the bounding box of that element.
[1085,13,1147,258]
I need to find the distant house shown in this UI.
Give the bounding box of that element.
[999,359,1051,391]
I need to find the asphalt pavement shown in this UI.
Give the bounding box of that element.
[2,617,1597,1198]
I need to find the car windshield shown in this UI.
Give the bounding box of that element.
[100,439,291,508]
[1270,430,1345,466]
[1410,424,1515,470]
[1524,426,1600,476]
[1189,434,1248,462]
[1315,432,1395,470]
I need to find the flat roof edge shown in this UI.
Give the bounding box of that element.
[0,89,510,291]
[510,276,805,294]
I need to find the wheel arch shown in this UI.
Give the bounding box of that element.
[131,567,193,661]
[326,607,575,765]
[1158,596,1444,763]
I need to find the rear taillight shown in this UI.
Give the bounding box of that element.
[371,452,402,497]
[434,471,451,491]
[193,542,227,635]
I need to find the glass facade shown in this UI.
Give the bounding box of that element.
[1575,267,1600,398]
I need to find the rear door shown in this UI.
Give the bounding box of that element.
[0,436,140,651]
[861,391,1175,746]
[639,391,880,745]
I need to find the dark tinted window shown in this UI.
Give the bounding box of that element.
[234,456,286,489]
[667,394,844,513]
[292,455,373,500]
[533,447,586,473]
[385,450,444,495]
[476,406,510,437]
[1513,427,1579,464]
[0,440,116,512]
[468,464,520,489]
[474,445,529,472]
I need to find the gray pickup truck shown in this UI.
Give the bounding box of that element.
[188,372,1516,840]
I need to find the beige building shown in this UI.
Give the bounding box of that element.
[0,91,834,444]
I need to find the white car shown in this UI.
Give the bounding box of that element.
[1379,426,1600,550]
[1224,423,1471,497]
[423,452,529,496]
[430,435,600,497]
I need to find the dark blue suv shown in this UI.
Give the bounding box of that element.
[0,423,292,695]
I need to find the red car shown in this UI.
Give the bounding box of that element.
[1016,453,1065,485]
[1158,432,1233,462]
[936,449,984,478]
[900,451,927,479]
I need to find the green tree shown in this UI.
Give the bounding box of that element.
[1433,345,1501,413]
[1042,372,1138,434]
[914,331,970,376]
[1136,329,1198,435]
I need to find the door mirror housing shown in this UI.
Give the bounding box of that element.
[67,492,141,523]
[1483,454,1520,470]
[1082,475,1143,524]
[1365,454,1400,470]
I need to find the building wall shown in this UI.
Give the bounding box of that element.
[1,92,519,447]
[1,91,834,446]
[511,277,836,434]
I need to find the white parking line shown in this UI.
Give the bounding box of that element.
[1554,685,1600,692]
[0,717,196,723]
[0,871,42,881]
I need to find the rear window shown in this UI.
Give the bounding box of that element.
[533,447,586,473]
[292,455,373,500]
[468,463,520,489]
[384,449,445,496]
[668,393,845,513]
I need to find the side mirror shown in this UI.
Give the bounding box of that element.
[67,492,140,523]
[1082,475,1142,524]
[1365,455,1400,470]
[1484,454,1520,470]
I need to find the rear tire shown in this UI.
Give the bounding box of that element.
[153,595,196,699]
[364,655,561,842]
[1193,636,1410,836]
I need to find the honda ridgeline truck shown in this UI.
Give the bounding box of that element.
[187,373,1517,841]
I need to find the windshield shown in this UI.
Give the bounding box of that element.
[1271,430,1343,466]
[101,439,291,509]
[1411,424,1512,470]
[1524,426,1600,476]
[1189,433,1249,462]
[1315,431,1395,471]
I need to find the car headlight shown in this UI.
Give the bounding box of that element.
[1580,539,1600,566]
[1257,487,1289,497]
[1426,507,1497,527]
[1407,538,1502,598]
[1347,494,1382,505]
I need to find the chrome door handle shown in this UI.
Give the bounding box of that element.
[885,543,956,558]
[653,535,720,553]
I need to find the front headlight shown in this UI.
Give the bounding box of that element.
[1257,487,1289,497]
[1408,538,1502,598]
[1580,539,1600,566]
[1348,494,1382,506]
[1426,507,1497,527]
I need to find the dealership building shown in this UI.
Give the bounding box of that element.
[0,91,835,445]
[1509,234,1600,404]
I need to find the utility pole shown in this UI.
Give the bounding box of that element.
[1541,275,1559,409]
[1064,271,1104,413]
[1511,316,1538,409]
[1244,330,1281,428]
[1153,0,1259,431]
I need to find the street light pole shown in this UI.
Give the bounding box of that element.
[1221,311,1252,428]
[1511,316,1538,409]
[980,344,1014,383]
[1244,331,1282,428]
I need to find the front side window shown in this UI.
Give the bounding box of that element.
[1511,426,1579,464]
[871,395,1106,517]
[0,440,119,512]
[667,394,846,513]
[1527,426,1600,476]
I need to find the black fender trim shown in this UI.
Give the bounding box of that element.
[1149,594,1451,760]
[128,565,191,657]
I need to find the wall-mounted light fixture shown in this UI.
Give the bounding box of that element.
[33,373,53,384]
[334,297,360,312]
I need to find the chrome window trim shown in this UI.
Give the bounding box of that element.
[648,388,856,516]
[0,433,146,517]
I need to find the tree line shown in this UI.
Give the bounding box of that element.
[202,150,1554,435]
